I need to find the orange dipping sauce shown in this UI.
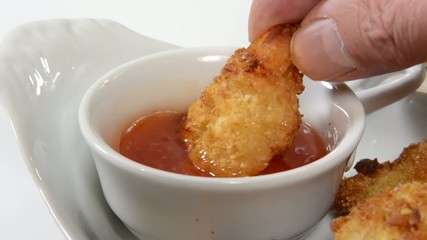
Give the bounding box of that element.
[119,111,328,177]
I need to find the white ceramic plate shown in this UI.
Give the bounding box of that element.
[0,19,426,240]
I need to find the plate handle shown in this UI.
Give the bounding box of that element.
[346,64,425,115]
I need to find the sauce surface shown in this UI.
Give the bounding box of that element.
[119,111,328,177]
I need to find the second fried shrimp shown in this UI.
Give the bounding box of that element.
[183,24,304,177]
[333,140,427,215]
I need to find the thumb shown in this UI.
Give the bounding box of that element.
[292,0,427,81]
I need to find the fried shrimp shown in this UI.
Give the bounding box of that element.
[183,24,304,177]
[333,140,427,215]
[332,181,427,240]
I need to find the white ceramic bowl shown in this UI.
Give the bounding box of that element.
[78,47,421,240]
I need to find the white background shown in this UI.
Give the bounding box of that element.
[0,1,252,239]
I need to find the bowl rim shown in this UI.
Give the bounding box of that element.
[78,46,366,190]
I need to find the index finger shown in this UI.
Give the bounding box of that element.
[248,0,321,41]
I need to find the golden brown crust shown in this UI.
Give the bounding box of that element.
[183,24,303,177]
[333,140,427,215]
[332,182,427,240]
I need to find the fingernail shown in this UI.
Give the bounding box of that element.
[292,18,358,80]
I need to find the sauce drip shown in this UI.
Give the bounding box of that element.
[119,111,328,177]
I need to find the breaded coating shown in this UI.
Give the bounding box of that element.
[183,24,304,177]
[333,140,427,215]
[332,182,427,240]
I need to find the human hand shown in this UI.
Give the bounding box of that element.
[249,0,427,81]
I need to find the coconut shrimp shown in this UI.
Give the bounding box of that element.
[182,24,304,177]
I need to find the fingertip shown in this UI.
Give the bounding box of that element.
[248,0,269,42]
[248,0,320,42]
[291,18,358,81]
